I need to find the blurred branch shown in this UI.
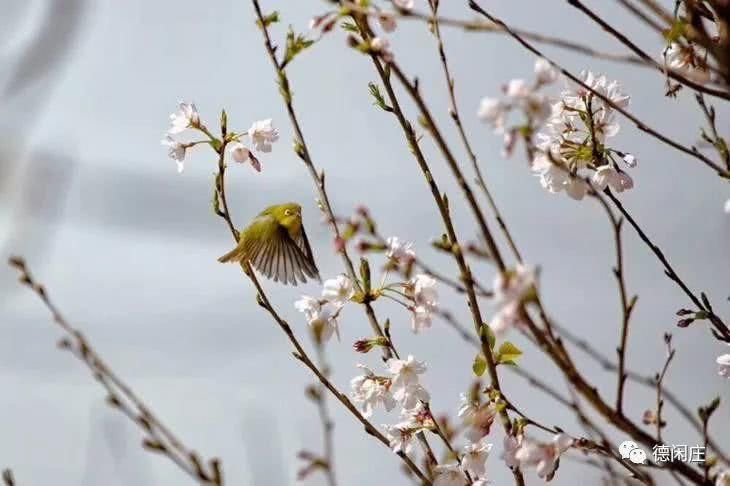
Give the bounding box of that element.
[370,5,650,66]
[7,257,223,485]
[2,469,14,486]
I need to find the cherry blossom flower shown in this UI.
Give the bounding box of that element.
[461,437,493,478]
[410,305,433,333]
[717,352,730,378]
[477,97,506,132]
[294,296,340,342]
[378,12,397,33]
[387,355,427,392]
[321,274,355,305]
[505,79,530,99]
[161,135,186,173]
[168,102,200,134]
[489,302,523,337]
[514,433,573,480]
[370,37,393,62]
[493,264,535,307]
[592,165,634,193]
[384,422,417,454]
[457,392,479,420]
[534,58,558,84]
[247,119,279,153]
[228,141,250,163]
[664,42,711,84]
[470,480,492,486]
[464,402,498,442]
[412,274,438,308]
[386,236,416,264]
[351,365,396,417]
[724,199,730,214]
[393,382,430,410]
[503,435,522,469]
[433,463,467,486]
[393,0,414,11]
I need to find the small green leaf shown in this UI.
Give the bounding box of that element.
[341,21,360,34]
[359,258,371,294]
[283,28,314,67]
[368,82,391,112]
[472,353,486,376]
[482,323,496,350]
[496,341,522,366]
[256,11,280,28]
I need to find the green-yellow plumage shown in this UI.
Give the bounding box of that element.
[218,202,320,286]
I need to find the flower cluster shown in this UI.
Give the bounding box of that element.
[403,274,439,333]
[663,42,711,85]
[351,355,429,420]
[530,70,636,200]
[478,58,558,157]
[161,101,278,173]
[504,433,573,480]
[489,265,535,337]
[295,275,354,343]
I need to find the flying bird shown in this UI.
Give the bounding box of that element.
[218,202,320,285]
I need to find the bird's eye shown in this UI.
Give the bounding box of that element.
[284,209,292,216]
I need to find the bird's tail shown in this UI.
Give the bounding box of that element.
[217,246,246,263]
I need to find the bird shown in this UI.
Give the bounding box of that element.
[217,202,320,286]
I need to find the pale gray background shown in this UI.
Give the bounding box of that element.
[1,0,728,485]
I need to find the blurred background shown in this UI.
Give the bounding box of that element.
[1,0,728,484]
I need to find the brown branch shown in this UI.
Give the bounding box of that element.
[655,335,676,443]
[8,257,223,486]
[615,0,667,32]
[425,0,523,264]
[345,14,524,485]
[391,8,649,66]
[603,188,730,342]
[211,138,432,483]
[251,0,395,361]
[591,188,637,416]
[2,470,14,486]
[312,346,338,486]
[468,0,730,179]
[567,0,730,100]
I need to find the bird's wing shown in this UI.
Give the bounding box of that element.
[250,225,319,286]
[295,226,321,282]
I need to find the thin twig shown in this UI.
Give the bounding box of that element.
[212,140,432,483]
[468,0,730,179]
[566,0,730,100]
[655,335,676,443]
[2,470,15,486]
[425,0,523,264]
[8,257,223,486]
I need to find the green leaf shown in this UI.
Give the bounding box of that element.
[472,353,486,377]
[496,341,522,366]
[256,11,280,28]
[359,258,371,294]
[482,323,496,350]
[283,28,314,67]
[368,82,390,112]
[341,20,360,34]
